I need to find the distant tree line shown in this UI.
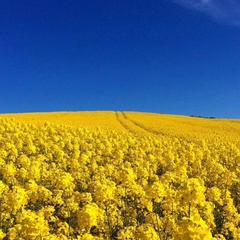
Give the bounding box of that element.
[190,115,216,119]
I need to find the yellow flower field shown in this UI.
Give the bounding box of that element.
[0,111,240,239]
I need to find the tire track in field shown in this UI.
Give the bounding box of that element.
[121,112,165,137]
[115,111,136,135]
[115,112,152,136]
[122,113,197,143]
[120,112,205,146]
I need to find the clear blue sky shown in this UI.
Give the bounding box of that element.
[1,0,240,118]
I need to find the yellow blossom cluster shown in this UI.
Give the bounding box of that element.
[0,111,239,239]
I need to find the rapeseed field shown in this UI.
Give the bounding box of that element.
[0,111,239,239]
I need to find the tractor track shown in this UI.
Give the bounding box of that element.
[115,111,155,137]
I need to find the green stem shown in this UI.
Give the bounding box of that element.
[188,203,191,218]
[155,213,162,240]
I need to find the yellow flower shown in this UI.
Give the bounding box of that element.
[16,209,49,239]
[206,187,222,205]
[0,180,7,195]
[135,223,160,240]
[56,172,75,195]
[77,203,104,231]
[0,149,8,159]
[6,186,28,214]
[146,181,166,203]
[26,179,39,203]
[0,229,6,239]
[177,178,206,207]
[1,162,16,177]
[174,213,213,240]
[117,226,136,239]
[90,180,116,203]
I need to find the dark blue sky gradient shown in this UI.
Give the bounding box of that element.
[1,0,240,118]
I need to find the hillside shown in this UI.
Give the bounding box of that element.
[2,111,240,139]
[0,111,240,239]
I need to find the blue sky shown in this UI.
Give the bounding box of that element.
[0,0,240,118]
